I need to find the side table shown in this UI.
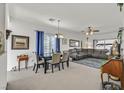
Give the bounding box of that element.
[17,55,29,71]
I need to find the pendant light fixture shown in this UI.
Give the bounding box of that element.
[55,19,64,38]
[49,18,64,39]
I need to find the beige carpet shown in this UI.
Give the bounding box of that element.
[7,62,110,90]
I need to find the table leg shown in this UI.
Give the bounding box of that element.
[25,60,28,69]
[18,61,20,71]
[44,57,52,74]
[44,60,47,74]
[67,60,69,67]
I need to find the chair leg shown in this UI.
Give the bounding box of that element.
[33,64,36,71]
[39,65,41,68]
[58,63,61,71]
[62,62,64,69]
[35,65,39,73]
[52,64,54,73]
[108,74,110,82]
[66,61,69,67]
[42,63,44,68]
[55,65,57,68]
[101,73,104,89]
[47,63,49,69]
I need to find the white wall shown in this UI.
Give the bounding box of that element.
[7,18,82,71]
[0,4,7,90]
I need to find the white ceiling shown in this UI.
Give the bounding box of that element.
[8,3,124,33]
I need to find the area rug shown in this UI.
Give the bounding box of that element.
[73,58,107,69]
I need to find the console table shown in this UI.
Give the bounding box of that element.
[17,55,29,71]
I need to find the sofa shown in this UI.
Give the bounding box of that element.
[69,48,108,61]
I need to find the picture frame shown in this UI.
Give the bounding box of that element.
[69,39,80,47]
[62,38,67,45]
[0,31,4,55]
[12,35,29,49]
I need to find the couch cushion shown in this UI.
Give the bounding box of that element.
[82,49,88,55]
[78,52,86,56]
[69,49,76,53]
[92,49,101,57]
[69,52,77,59]
[99,54,108,59]
[88,49,94,55]
[76,48,82,53]
[93,49,108,59]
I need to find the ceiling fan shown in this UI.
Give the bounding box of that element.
[82,26,100,36]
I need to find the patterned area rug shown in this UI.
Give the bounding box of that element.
[73,58,107,69]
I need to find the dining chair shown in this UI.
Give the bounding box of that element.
[60,52,69,69]
[32,52,44,73]
[47,53,61,73]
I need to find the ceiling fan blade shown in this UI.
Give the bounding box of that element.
[81,30,85,33]
[93,30,99,32]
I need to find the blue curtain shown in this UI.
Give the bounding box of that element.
[36,31,44,57]
[56,37,60,53]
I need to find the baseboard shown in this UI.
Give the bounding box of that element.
[9,65,33,72]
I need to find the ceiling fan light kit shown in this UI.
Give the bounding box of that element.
[90,31,93,35]
[86,32,89,36]
[83,26,99,36]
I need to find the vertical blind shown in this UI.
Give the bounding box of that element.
[44,33,56,56]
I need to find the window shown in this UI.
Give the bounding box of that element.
[44,33,56,56]
[94,38,117,50]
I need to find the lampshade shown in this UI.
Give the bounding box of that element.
[58,34,64,38]
[55,34,57,38]
[54,33,64,38]
[86,32,89,36]
[90,31,93,35]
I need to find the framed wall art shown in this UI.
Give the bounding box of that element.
[12,35,29,49]
[69,39,80,47]
[62,38,67,45]
[0,31,4,55]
